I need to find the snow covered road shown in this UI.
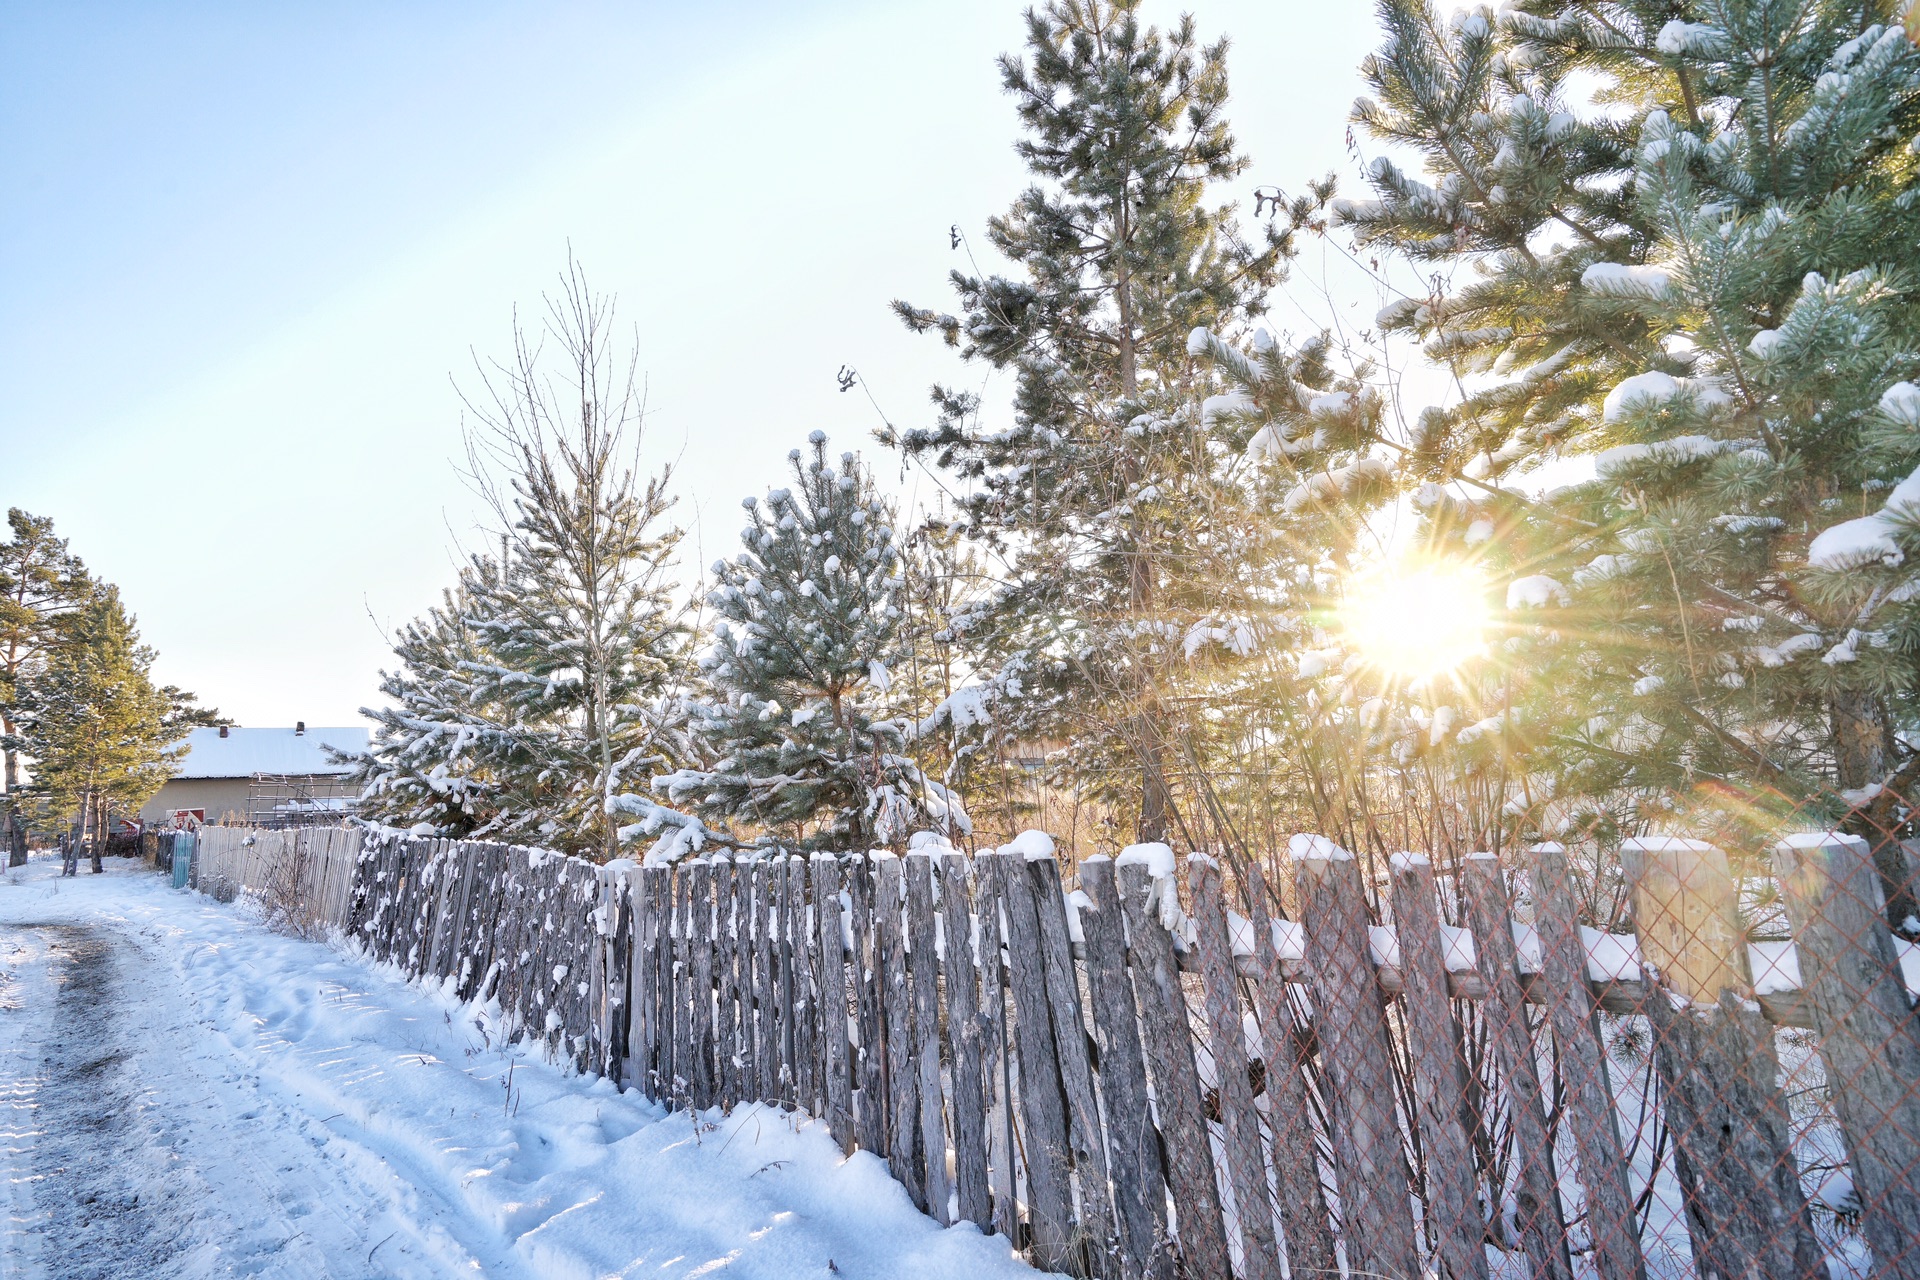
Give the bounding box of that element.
[0,857,1039,1280]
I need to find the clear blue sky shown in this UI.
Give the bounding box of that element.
[1,0,1387,727]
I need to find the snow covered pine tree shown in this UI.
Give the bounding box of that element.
[640,434,967,853]
[19,586,182,874]
[1345,2,1920,915]
[343,555,520,840]
[350,262,693,860]
[891,0,1289,843]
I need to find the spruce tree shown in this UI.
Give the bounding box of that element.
[19,586,181,872]
[890,0,1289,843]
[1345,3,1920,901]
[646,434,967,852]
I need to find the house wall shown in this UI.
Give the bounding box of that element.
[139,778,254,826]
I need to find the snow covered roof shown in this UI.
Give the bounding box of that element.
[171,726,368,779]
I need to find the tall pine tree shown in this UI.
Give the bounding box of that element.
[890,0,1289,843]
[0,510,92,808]
[19,586,181,872]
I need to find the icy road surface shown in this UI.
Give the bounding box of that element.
[0,857,1039,1280]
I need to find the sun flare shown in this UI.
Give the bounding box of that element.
[1337,561,1490,679]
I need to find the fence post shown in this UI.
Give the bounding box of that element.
[1621,836,1824,1279]
[1114,859,1231,1280]
[1294,842,1420,1280]
[1773,831,1920,1271]
[1387,853,1489,1280]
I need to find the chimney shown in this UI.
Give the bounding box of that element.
[295,721,306,736]
[219,726,229,738]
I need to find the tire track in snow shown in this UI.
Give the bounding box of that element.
[0,916,487,1279]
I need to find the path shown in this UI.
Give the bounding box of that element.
[0,857,1036,1280]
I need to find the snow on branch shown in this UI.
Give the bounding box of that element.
[605,791,741,865]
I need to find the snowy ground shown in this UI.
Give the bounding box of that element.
[0,857,1041,1280]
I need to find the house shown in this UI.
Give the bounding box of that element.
[139,723,369,829]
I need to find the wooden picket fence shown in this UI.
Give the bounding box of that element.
[190,825,361,933]
[175,825,1920,1279]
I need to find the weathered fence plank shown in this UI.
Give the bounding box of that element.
[937,852,992,1233]
[774,857,797,1109]
[712,856,738,1110]
[973,852,1021,1244]
[1000,851,1077,1273]
[1462,853,1572,1280]
[794,854,821,1118]
[688,860,716,1109]
[669,864,693,1107]
[813,855,856,1152]
[1188,856,1281,1280]
[1031,855,1117,1271]
[1077,857,1171,1280]
[1773,832,1920,1273]
[848,856,887,1155]
[1530,844,1645,1280]
[875,854,925,1211]
[1622,836,1825,1280]
[1115,859,1231,1280]
[642,864,670,1096]
[749,858,774,1104]
[1238,862,1337,1276]
[905,852,953,1225]
[1388,854,1489,1280]
[1295,845,1421,1280]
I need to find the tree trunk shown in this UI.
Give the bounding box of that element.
[1832,690,1916,927]
[2,709,18,797]
[89,795,104,873]
[1112,207,1173,845]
